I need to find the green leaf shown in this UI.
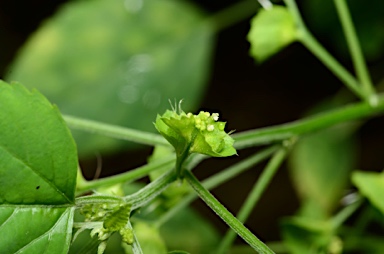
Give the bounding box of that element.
[247,6,297,62]
[352,171,384,215]
[7,0,214,157]
[0,207,74,254]
[0,81,77,204]
[0,81,77,253]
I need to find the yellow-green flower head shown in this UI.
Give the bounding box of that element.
[154,106,237,158]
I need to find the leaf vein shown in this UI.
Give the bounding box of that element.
[0,145,72,203]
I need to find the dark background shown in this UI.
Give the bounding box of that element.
[1,0,384,242]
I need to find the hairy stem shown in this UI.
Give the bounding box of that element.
[76,156,175,195]
[124,170,177,210]
[76,170,176,210]
[63,115,169,147]
[185,170,274,254]
[217,147,289,254]
[76,194,124,206]
[127,220,143,254]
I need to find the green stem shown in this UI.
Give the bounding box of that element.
[155,145,279,227]
[76,194,124,206]
[208,0,260,32]
[216,147,289,254]
[353,205,373,235]
[63,115,169,147]
[185,170,274,254]
[124,170,177,210]
[76,156,175,195]
[331,198,363,230]
[233,93,384,149]
[283,0,366,101]
[176,144,192,178]
[76,170,176,210]
[333,0,375,101]
[127,220,143,254]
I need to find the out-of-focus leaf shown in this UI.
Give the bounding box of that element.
[247,6,297,63]
[281,217,342,254]
[7,0,214,157]
[122,221,167,254]
[160,206,220,253]
[352,171,384,215]
[228,245,255,254]
[0,81,77,253]
[344,234,384,254]
[288,123,357,217]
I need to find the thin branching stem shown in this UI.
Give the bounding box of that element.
[333,0,376,102]
[155,145,280,227]
[127,220,143,254]
[124,170,177,210]
[185,170,274,254]
[76,156,175,195]
[63,115,169,147]
[233,93,384,149]
[216,147,289,254]
[283,0,367,101]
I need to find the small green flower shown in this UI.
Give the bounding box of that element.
[154,101,236,176]
[120,227,134,245]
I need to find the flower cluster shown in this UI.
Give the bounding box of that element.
[154,107,237,159]
[79,203,133,247]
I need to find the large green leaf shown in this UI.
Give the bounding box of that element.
[0,81,77,252]
[0,81,77,204]
[352,171,384,215]
[7,0,214,157]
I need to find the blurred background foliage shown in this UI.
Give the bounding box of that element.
[5,0,214,157]
[1,0,384,253]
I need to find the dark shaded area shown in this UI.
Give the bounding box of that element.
[1,0,384,243]
[0,0,67,78]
